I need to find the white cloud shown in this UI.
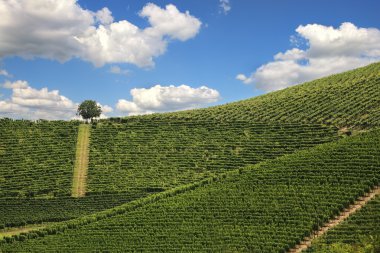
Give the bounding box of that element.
[0,1,201,67]
[237,22,380,91]
[94,7,114,25]
[116,84,220,116]
[94,103,113,119]
[236,74,248,82]
[100,104,113,114]
[219,0,231,15]
[0,69,11,77]
[140,3,202,41]
[109,65,130,75]
[3,80,28,89]
[0,80,112,120]
[0,101,29,114]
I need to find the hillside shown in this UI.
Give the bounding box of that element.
[88,121,337,195]
[308,195,380,252]
[1,128,379,252]
[0,120,79,198]
[128,62,380,129]
[0,63,379,252]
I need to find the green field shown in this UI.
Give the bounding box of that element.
[135,62,380,128]
[1,128,379,252]
[307,194,380,252]
[88,121,338,194]
[0,62,379,252]
[0,120,79,198]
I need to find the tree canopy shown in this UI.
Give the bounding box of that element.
[77,100,102,122]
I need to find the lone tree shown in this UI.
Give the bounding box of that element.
[77,100,102,122]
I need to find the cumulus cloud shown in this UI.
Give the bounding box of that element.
[0,80,112,120]
[219,0,231,14]
[237,22,380,91]
[140,3,202,41]
[0,1,201,67]
[116,85,220,116]
[91,103,114,119]
[94,7,114,25]
[3,80,28,89]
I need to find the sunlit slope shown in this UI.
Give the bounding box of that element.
[308,195,380,252]
[0,119,79,198]
[137,62,380,128]
[0,193,147,228]
[87,121,338,194]
[0,120,155,227]
[2,129,379,252]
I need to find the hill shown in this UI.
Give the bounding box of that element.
[0,62,379,251]
[132,62,380,129]
[87,120,338,195]
[1,128,379,252]
[0,120,79,198]
[307,195,380,252]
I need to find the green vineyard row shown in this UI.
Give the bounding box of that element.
[0,119,79,198]
[1,128,379,252]
[88,121,339,194]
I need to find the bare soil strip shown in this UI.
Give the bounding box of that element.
[288,186,380,253]
[72,124,90,198]
[0,223,57,239]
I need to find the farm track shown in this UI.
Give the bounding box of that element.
[72,124,90,198]
[288,186,380,253]
[0,224,51,239]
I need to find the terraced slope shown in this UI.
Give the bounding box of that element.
[307,195,380,252]
[0,119,79,198]
[125,62,380,128]
[0,121,153,227]
[88,121,338,194]
[2,129,379,252]
[0,193,148,228]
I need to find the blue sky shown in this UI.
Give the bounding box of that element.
[0,0,380,119]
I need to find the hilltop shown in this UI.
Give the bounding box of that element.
[131,62,380,129]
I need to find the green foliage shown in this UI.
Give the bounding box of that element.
[308,196,380,252]
[0,119,79,197]
[119,62,380,129]
[77,100,101,121]
[88,120,338,194]
[0,64,379,251]
[0,192,149,227]
[2,129,379,252]
[311,236,380,253]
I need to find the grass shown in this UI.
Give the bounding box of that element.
[0,223,57,240]
[72,124,90,198]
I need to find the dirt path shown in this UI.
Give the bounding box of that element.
[0,224,54,239]
[288,186,380,253]
[71,124,90,198]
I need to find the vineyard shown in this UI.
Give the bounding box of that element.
[0,63,379,252]
[0,119,79,198]
[1,128,379,252]
[125,62,380,128]
[88,120,338,194]
[0,192,150,228]
[307,195,380,252]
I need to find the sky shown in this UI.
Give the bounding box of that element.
[0,0,380,119]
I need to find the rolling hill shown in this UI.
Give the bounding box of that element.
[0,62,379,252]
